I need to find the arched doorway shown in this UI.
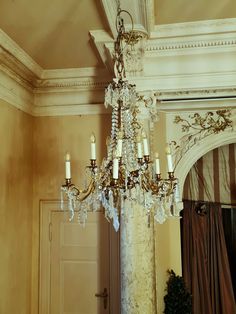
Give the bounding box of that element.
[179,141,236,313]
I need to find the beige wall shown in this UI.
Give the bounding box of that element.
[0,100,181,313]
[153,111,182,313]
[31,114,111,313]
[0,99,33,314]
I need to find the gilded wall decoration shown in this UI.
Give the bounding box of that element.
[171,109,233,168]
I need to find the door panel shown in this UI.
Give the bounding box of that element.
[50,211,110,314]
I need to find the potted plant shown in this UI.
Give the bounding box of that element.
[164,269,192,314]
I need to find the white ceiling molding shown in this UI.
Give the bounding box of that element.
[101,0,153,37]
[157,98,236,112]
[101,0,117,38]
[0,66,34,115]
[33,103,110,117]
[1,18,236,116]
[146,32,236,57]
[89,30,114,73]
[0,29,42,79]
[151,18,236,38]
[41,67,109,80]
[156,86,236,101]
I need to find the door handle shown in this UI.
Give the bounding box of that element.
[95,288,108,309]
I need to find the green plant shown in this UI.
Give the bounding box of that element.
[164,269,192,314]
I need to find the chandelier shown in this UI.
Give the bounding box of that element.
[61,4,180,231]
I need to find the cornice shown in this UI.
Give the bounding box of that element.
[146,32,236,55]
[34,76,110,91]
[0,68,34,115]
[0,29,42,78]
[156,87,236,100]
[152,18,236,38]
[32,103,110,117]
[39,67,111,90]
[158,99,236,112]
[1,18,236,116]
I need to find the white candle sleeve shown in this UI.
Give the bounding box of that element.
[91,142,96,160]
[167,154,174,172]
[90,133,96,160]
[65,153,71,179]
[113,158,119,179]
[155,158,160,174]
[143,138,149,156]
[137,142,143,158]
[117,138,123,158]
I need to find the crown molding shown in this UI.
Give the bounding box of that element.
[41,67,109,79]
[156,86,236,101]
[33,103,110,117]
[0,66,34,115]
[129,72,236,94]
[151,18,236,38]
[1,18,236,116]
[157,98,236,112]
[40,66,111,90]
[0,29,43,78]
[146,31,236,57]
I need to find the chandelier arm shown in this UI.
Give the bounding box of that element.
[76,179,96,202]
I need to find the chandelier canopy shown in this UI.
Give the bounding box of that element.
[61,4,180,231]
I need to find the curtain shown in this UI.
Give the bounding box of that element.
[182,201,236,314]
[183,144,236,205]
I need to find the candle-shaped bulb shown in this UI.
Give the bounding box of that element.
[65,152,71,179]
[65,152,70,161]
[142,129,149,156]
[142,129,147,139]
[165,146,171,155]
[154,152,160,174]
[166,145,174,172]
[90,132,96,160]
[90,133,96,143]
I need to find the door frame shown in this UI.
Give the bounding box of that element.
[39,199,120,314]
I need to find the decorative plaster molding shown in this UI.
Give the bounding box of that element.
[0,29,42,78]
[0,68,34,115]
[146,32,236,56]
[170,109,233,168]
[32,103,110,117]
[89,30,114,73]
[157,99,236,112]
[156,87,236,100]
[152,18,236,38]
[1,17,236,116]
[41,67,109,80]
[35,77,109,91]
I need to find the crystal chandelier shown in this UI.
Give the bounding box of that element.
[61,4,180,231]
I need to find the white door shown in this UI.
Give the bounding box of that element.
[39,201,120,314]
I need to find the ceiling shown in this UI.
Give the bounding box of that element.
[0,0,235,70]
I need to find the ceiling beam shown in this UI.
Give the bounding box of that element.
[101,0,154,37]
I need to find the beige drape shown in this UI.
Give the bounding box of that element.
[184,143,236,205]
